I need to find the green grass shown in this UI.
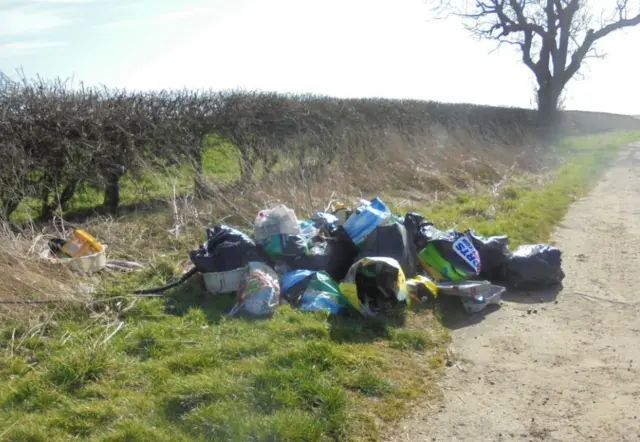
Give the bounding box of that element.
[416,129,640,247]
[0,283,448,442]
[1,130,639,441]
[558,130,640,152]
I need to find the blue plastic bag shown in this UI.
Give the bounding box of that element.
[281,269,314,293]
[300,292,342,314]
[343,197,391,245]
[281,270,347,314]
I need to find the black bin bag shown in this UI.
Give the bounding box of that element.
[189,224,264,273]
[501,244,565,289]
[285,227,360,282]
[403,212,434,251]
[356,223,418,278]
[465,228,510,281]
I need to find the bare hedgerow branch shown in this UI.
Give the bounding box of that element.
[1,70,637,222]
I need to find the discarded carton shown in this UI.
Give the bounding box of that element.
[41,245,107,274]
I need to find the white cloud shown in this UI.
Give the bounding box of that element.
[97,5,213,29]
[28,0,92,3]
[151,7,210,23]
[0,40,68,58]
[0,6,71,37]
[1,41,68,49]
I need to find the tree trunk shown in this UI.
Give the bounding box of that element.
[40,186,54,221]
[536,85,561,130]
[238,147,255,182]
[193,141,205,198]
[103,173,121,214]
[39,180,79,221]
[1,199,21,221]
[59,180,78,212]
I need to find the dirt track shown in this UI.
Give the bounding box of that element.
[388,142,640,442]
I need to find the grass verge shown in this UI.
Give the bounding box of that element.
[416,130,640,246]
[0,131,638,442]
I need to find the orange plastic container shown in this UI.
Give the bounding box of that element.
[60,229,103,259]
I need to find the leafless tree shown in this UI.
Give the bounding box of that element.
[434,0,640,125]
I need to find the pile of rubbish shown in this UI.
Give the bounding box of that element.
[186,198,565,317]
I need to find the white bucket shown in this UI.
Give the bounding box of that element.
[460,284,505,314]
[203,267,246,294]
[435,280,505,314]
[40,245,108,274]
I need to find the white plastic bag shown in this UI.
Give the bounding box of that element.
[254,204,301,240]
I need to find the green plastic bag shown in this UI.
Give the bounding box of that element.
[281,270,348,314]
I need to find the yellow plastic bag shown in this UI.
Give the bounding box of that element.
[406,275,438,305]
[338,257,408,317]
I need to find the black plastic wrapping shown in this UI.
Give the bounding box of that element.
[356,223,418,278]
[465,229,510,281]
[403,212,434,251]
[501,244,565,289]
[189,224,264,273]
[285,227,360,282]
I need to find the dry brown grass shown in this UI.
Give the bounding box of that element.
[192,126,544,228]
[0,223,85,320]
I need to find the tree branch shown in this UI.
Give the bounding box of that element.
[459,0,546,37]
[519,30,540,77]
[564,8,640,82]
[508,0,547,36]
[553,0,579,78]
[593,13,640,40]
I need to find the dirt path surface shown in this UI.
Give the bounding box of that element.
[388,143,640,442]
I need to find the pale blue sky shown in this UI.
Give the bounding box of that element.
[1,0,639,114]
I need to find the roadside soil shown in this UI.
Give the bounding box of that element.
[387,142,640,442]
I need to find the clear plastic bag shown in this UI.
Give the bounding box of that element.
[254,204,301,241]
